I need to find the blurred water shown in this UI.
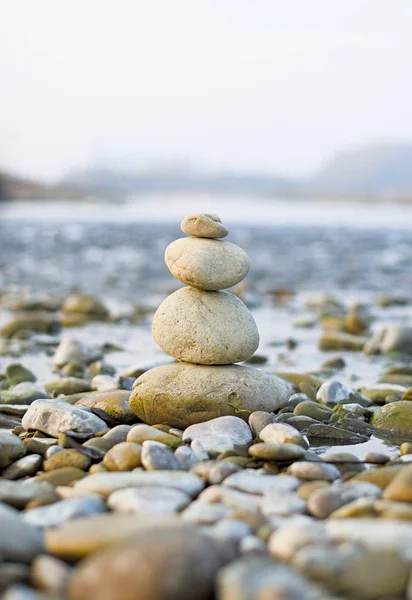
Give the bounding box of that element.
[1,197,412,299]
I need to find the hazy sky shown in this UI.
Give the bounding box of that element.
[1,0,411,181]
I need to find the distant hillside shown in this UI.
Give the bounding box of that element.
[61,143,412,200]
[0,171,80,201]
[61,167,296,198]
[3,142,412,201]
[312,143,412,196]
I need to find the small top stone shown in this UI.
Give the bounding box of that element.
[181,213,228,239]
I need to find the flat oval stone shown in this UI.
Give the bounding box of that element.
[248,442,305,462]
[0,430,26,470]
[259,423,309,449]
[181,213,228,238]
[165,237,250,291]
[2,454,43,480]
[288,461,341,482]
[153,287,259,365]
[183,416,252,455]
[21,399,108,438]
[23,496,106,528]
[74,471,205,497]
[129,363,291,429]
[108,486,191,515]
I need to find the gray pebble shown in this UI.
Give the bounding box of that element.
[141,441,183,471]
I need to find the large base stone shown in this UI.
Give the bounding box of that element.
[129,363,291,429]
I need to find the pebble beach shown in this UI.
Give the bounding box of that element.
[1,200,412,600]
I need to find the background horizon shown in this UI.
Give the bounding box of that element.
[1,0,412,183]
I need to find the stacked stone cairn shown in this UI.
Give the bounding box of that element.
[129,213,291,429]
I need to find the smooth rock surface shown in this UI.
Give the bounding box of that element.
[183,416,252,455]
[74,471,205,497]
[0,480,55,509]
[127,424,182,449]
[2,455,43,480]
[371,401,412,435]
[0,430,26,470]
[218,556,327,600]
[288,461,341,481]
[21,399,108,438]
[45,515,181,559]
[364,325,412,355]
[75,390,135,424]
[165,237,249,290]
[0,503,44,563]
[181,213,228,238]
[102,442,142,471]
[108,486,191,515]
[141,441,182,471]
[316,380,352,405]
[152,287,259,364]
[23,496,106,528]
[130,363,291,429]
[248,442,305,462]
[69,522,236,600]
[259,422,308,449]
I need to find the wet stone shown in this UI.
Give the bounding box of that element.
[293,400,333,421]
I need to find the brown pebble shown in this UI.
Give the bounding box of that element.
[37,467,88,486]
[26,492,60,510]
[103,442,142,471]
[89,463,107,474]
[297,480,330,501]
[43,449,91,472]
[30,554,72,594]
[400,442,412,456]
